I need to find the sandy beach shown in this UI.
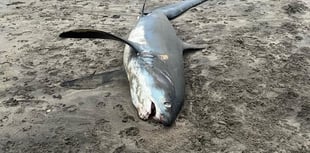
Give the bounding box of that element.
[0,0,309,152]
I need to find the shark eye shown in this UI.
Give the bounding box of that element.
[163,101,171,109]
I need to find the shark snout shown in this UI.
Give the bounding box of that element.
[136,100,175,126]
[151,102,175,126]
[159,114,173,126]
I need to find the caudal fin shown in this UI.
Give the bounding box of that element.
[153,0,207,20]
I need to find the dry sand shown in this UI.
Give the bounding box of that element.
[0,0,310,152]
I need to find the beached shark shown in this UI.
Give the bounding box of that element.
[59,0,207,126]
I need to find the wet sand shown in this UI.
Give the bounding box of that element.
[0,0,310,152]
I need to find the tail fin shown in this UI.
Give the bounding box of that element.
[153,0,207,20]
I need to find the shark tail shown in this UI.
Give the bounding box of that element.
[153,0,207,20]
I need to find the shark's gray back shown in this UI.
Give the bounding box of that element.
[123,0,207,125]
[125,11,185,101]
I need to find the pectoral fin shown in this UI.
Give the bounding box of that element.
[182,42,205,52]
[60,69,127,89]
[59,29,144,54]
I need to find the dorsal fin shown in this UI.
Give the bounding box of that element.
[59,29,144,54]
[141,0,147,16]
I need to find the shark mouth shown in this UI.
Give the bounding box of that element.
[149,102,156,119]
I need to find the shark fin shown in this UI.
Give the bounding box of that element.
[59,29,144,54]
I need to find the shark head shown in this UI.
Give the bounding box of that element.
[127,55,178,126]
